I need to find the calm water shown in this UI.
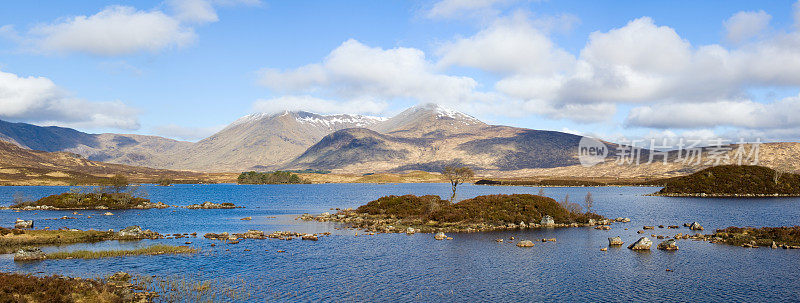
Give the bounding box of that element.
[1,184,799,302]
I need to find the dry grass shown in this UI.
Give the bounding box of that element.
[0,229,117,254]
[46,244,197,260]
[0,272,140,302]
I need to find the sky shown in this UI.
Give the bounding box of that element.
[1,0,799,146]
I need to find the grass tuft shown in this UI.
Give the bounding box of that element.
[46,244,197,260]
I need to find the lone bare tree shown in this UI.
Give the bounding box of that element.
[442,165,474,202]
[584,192,594,213]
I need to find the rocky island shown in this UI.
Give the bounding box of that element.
[301,194,610,233]
[653,165,800,197]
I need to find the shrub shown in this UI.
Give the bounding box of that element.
[237,171,305,184]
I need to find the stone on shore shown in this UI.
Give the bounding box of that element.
[628,237,653,250]
[434,232,447,240]
[14,219,33,229]
[608,236,624,246]
[14,248,46,261]
[405,227,416,235]
[516,240,535,247]
[541,215,555,227]
[657,239,679,251]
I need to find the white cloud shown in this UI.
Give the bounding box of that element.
[0,69,140,129]
[252,95,388,115]
[28,5,195,56]
[426,0,519,19]
[626,96,800,129]
[724,11,771,43]
[153,123,225,141]
[167,0,219,24]
[436,12,576,75]
[258,39,487,104]
[8,0,257,56]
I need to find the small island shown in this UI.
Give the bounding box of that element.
[6,192,168,210]
[653,165,800,197]
[301,194,608,233]
[237,171,307,184]
[710,226,800,248]
[183,201,241,209]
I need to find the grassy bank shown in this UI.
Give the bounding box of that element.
[0,227,162,254]
[46,244,197,260]
[712,226,800,247]
[0,272,152,302]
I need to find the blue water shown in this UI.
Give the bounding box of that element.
[1,184,799,302]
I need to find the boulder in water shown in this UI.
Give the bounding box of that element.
[608,236,624,246]
[657,239,679,251]
[516,240,535,247]
[628,237,653,250]
[434,232,447,240]
[14,248,46,261]
[689,222,704,230]
[14,219,33,229]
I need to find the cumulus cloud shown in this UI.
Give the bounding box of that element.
[724,10,771,43]
[258,39,488,105]
[626,96,800,129]
[8,0,257,56]
[153,123,225,141]
[436,12,576,75]
[252,95,388,115]
[0,69,140,129]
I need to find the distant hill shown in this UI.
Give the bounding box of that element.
[655,165,800,196]
[169,111,386,172]
[0,140,229,185]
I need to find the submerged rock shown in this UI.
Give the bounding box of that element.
[628,237,653,250]
[434,232,447,240]
[14,248,46,261]
[516,240,535,247]
[14,219,33,229]
[608,236,624,246]
[657,239,679,251]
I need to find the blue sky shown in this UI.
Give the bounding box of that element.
[1,0,799,145]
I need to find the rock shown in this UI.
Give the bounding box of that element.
[516,240,535,247]
[600,247,608,251]
[683,223,691,227]
[643,226,655,230]
[658,225,665,228]
[109,272,131,282]
[14,248,46,261]
[628,237,653,250]
[546,238,556,242]
[689,222,704,231]
[103,212,114,216]
[301,234,318,241]
[541,215,555,227]
[595,225,611,230]
[495,238,503,242]
[519,221,527,228]
[772,241,778,249]
[608,236,624,246]
[118,226,143,237]
[241,217,252,221]
[667,225,679,229]
[405,227,416,235]
[657,239,679,251]
[14,219,33,229]
[434,232,447,240]
[587,219,596,226]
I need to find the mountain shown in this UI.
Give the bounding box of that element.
[285,106,616,173]
[0,140,227,185]
[0,120,191,169]
[372,103,486,137]
[168,111,386,171]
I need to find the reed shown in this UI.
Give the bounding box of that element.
[46,244,197,260]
